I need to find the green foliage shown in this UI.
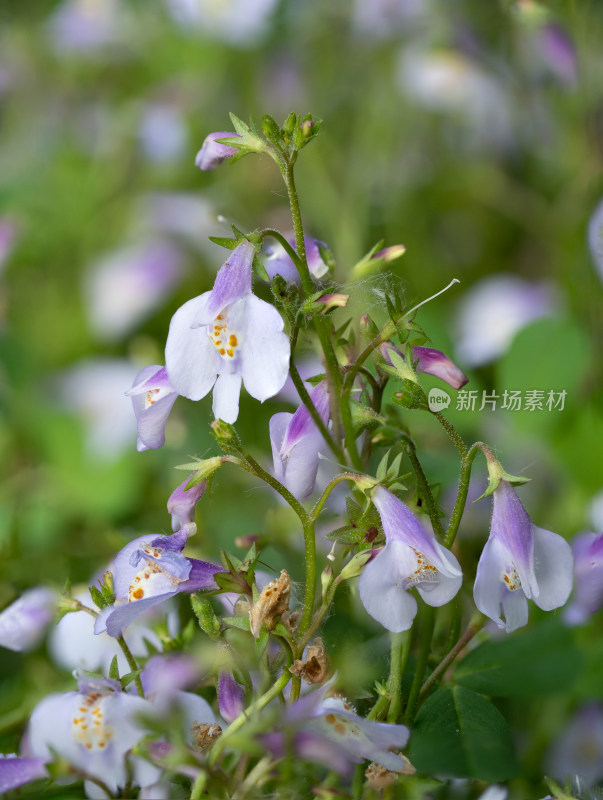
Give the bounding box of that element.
[408,685,519,780]
[454,620,582,698]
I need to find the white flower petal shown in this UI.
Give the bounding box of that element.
[473,538,507,628]
[235,295,290,402]
[358,546,418,632]
[532,527,574,611]
[501,588,529,633]
[165,293,220,400]
[212,371,242,423]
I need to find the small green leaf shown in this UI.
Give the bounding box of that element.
[108,656,119,681]
[121,669,143,689]
[454,619,581,697]
[223,615,251,632]
[408,686,518,780]
[208,236,240,250]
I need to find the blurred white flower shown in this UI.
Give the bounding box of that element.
[55,359,138,459]
[131,193,231,259]
[352,0,429,38]
[453,274,559,367]
[396,46,512,150]
[546,704,603,791]
[589,489,603,532]
[83,240,183,341]
[164,0,279,45]
[138,104,188,164]
[47,0,130,54]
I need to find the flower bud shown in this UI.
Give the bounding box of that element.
[321,564,334,601]
[338,550,375,582]
[191,595,222,641]
[300,119,314,138]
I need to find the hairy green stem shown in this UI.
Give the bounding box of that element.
[444,442,482,548]
[419,614,486,699]
[404,441,446,541]
[259,228,304,271]
[387,630,411,723]
[289,327,343,461]
[310,473,361,522]
[432,411,468,459]
[236,448,308,526]
[283,162,313,294]
[116,635,144,698]
[404,604,435,725]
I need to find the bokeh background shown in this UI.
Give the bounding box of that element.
[1,0,602,797]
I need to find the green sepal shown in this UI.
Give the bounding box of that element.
[476,457,531,501]
[252,253,270,282]
[108,655,119,681]
[261,114,282,145]
[222,615,251,632]
[88,584,109,610]
[392,380,430,411]
[208,236,240,250]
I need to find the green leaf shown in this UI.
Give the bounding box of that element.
[108,655,119,681]
[454,619,582,697]
[229,112,251,136]
[120,669,143,689]
[223,615,251,632]
[408,686,518,780]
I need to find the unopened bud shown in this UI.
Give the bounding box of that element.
[338,550,375,582]
[359,314,379,338]
[374,244,406,263]
[191,595,222,641]
[300,119,314,138]
[321,564,334,601]
[283,112,297,135]
[210,419,240,451]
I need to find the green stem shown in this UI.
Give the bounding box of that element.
[352,762,365,800]
[290,674,302,703]
[116,635,144,698]
[231,756,275,800]
[404,440,446,541]
[283,162,313,294]
[236,447,308,527]
[432,411,468,459]
[259,228,305,272]
[208,670,293,767]
[444,442,482,548]
[367,693,389,721]
[289,327,343,461]
[299,517,318,636]
[404,604,435,725]
[190,769,207,800]
[310,473,361,522]
[387,630,411,723]
[419,614,486,700]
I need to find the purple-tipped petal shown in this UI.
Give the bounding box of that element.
[127,365,178,450]
[218,672,245,723]
[195,132,241,171]
[0,755,48,793]
[412,346,468,389]
[203,241,254,320]
[168,479,207,532]
[475,480,573,632]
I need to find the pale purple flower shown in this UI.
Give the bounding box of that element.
[453,274,559,367]
[588,197,603,283]
[218,671,245,723]
[0,218,17,275]
[26,676,161,797]
[0,588,56,652]
[126,365,178,452]
[381,342,468,389]
[56,359,138,459]
[0,755,48,794]
[546,704,603,790]
[474,481,573,633]
[138,104,188,164]
[164,0,279,46]
[94,530,221,637]
[269,382,330,499]
[264,683,409,774]
[167,478,207,533]
[537,23,578,87]
[195,132,241,171]
[84,240,183,342]
[165,240,290,423]
[358,487,462,632]
[564,533,603,625]
[263,236,329,283]
[141,655,201,701]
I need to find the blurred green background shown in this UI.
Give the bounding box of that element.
[0,0,602,796]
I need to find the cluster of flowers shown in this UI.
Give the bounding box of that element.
[0,125,593,798]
